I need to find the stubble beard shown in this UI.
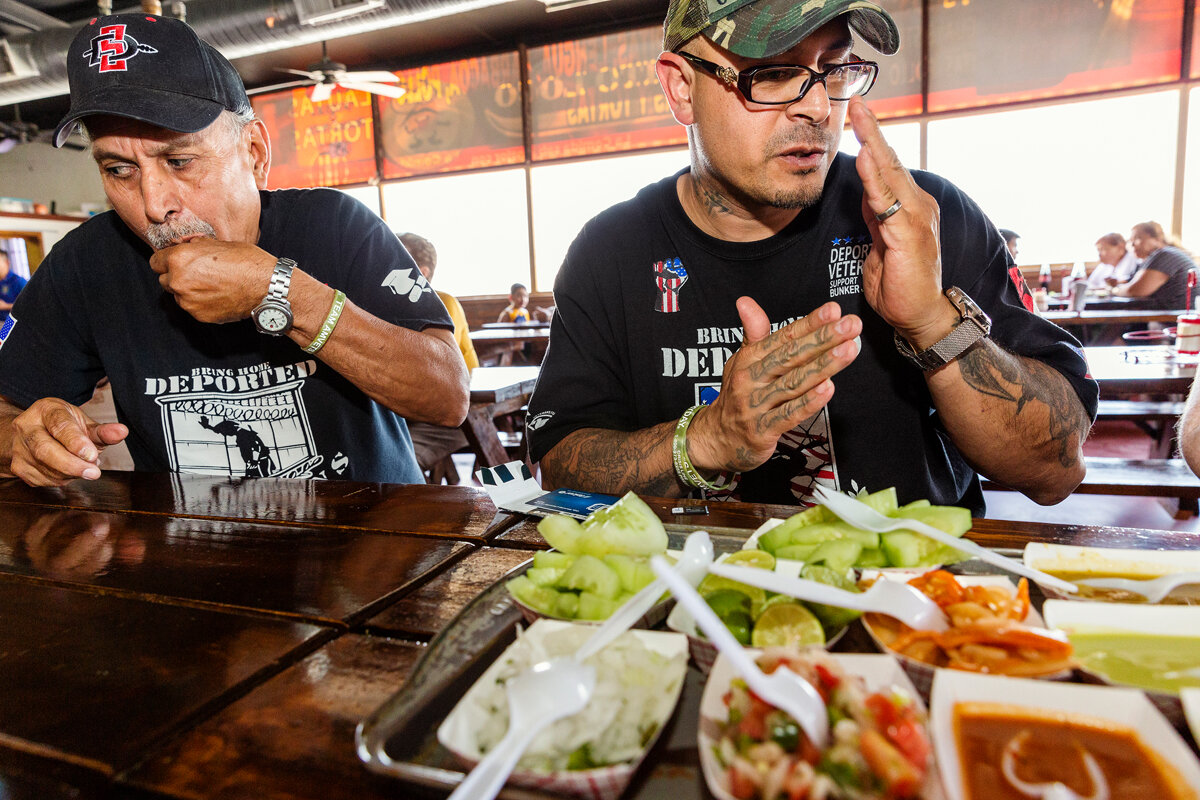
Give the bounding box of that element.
[144,213,218,251]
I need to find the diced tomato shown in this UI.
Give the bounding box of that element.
[865,693,897,729]
[860,729,924,799]
[908,569,964,608]
[728,761,759,800]
[888,718,931,768]
[737,694,773,740]
[813,663,841,691]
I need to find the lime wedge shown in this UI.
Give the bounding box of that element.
[750,602,826,648]
[721,549,777,570]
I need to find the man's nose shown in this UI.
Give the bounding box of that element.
[787,80,831,123]
[140,168,182,223]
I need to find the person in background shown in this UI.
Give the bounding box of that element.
[0,14,468,488]
[497,283,531,323]
[1088,232,1138,290]
[999,229,1020,261]
[526,0,1096,514]
[0,251,26,322]
[399,232,478,480]
[1113,221,1195,309]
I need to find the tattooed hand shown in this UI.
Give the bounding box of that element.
[687,297,862,473]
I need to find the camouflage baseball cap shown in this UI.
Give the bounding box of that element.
[663,0,899,59]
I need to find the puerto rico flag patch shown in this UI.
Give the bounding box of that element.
[654,258,688,313]
[0,315,14,351]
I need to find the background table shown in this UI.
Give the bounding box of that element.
[1,474,1196,799]
[462,365,539,469]
[1083,345,1196,398]
[469,327,551,366]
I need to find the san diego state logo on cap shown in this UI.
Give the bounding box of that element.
[83,24,158,73]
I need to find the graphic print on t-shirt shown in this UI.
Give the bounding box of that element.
[145,359,342,478]
[776,410,839,504]
[828,235,871,298]
[653,258,688,312]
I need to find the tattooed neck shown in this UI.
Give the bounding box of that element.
[687,174,734,218]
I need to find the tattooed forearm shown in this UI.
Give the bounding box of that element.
[542,424,681,496]
[955,342,1090,467]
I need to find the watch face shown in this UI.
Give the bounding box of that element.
[256,306,290,333]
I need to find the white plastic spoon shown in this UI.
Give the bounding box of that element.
[708,562,948,632]
[573,530,713,661]
[447,658,596,800]
[813,486,1078,595]
[650,555,830,749]
[1074,571,1200,604]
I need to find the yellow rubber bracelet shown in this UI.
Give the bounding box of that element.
[303,290,346,354]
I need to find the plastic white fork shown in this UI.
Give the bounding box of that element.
[812,486,1078,595]
[573,530,714,661]
[447,658,596,800]
[708,562,948,632]
[650,555,830,749]
[1074,571,1200,603]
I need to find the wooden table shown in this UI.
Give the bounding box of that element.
[1084,345,1196,398]
[1045,308,1184,345]
[1045,293,1143,311]
[1,473,1197,799]
[469,327,551,366]
[481,321,550,330]
[461,366,539,469]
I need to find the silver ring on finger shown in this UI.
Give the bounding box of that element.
[874,199,902,223]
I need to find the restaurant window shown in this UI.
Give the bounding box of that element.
[339,186,382,218]
[529,149,689,290]
[836,121,921,168]
[380,168,529,298]
[926,90,1178,267]
[1182,86,1200,248]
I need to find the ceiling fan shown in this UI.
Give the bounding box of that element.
[0,105,86,153]
[264,41,405,102]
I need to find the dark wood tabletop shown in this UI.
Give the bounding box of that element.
[1084,345,1196,397]
[1045,308,1183,326]
[1,473,1196,799]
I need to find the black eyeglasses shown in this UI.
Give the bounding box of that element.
[678,52,878,105]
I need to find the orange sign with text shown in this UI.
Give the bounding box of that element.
[252,85,377,189]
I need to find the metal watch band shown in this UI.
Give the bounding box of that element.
[267,257,295,301]
[894,286,991,371]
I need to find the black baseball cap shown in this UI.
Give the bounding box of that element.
[53,14,251,148]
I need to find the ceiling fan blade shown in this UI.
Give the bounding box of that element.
[310,82,336,103]
[248,79,315,96]
[278,67,322,80]
[339,81,406,99]
[338,70,400,83]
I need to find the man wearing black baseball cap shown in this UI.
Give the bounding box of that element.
[0,14,469,487]
[527,0,1098,513]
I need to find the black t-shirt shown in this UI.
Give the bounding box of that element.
[1139,245,1195,310]
[527,156,1099,514]
[0,189,452,483]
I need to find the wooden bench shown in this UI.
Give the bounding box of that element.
[982,456,1200,518]
[1094,399,1183,458]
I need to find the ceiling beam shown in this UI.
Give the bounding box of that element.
[0,0,68,32]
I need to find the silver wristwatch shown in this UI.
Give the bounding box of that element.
[251,257,296,336]
[894,286,991,371]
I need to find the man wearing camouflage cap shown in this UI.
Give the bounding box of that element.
[0,14,468,486]
[528,0,1097,512]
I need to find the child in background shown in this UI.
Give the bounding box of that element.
[498,283,531,323]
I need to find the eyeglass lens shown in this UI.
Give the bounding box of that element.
[749,64,875,103]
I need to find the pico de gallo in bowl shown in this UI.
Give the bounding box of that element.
[699,647,934,800]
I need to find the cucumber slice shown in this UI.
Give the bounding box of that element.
[577,591,621,620]
[537,514,586,555]
[532,550,575,570]
[892,505,972,536]
[894,499,932,514]
[879,531,940,568]
[602,554,655,593]
[774,543,821,562]
[525,567,565,587]
[860,486,899,516]
[855,547,888,569]
[805,540,862,573]
[559,554,622,599]
[784,522,847,546]
[556,591,581,619]
[756,524,795,556]
[507,575,561,616]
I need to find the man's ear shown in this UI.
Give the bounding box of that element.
[655,51,696,126]
[247,119,271,189]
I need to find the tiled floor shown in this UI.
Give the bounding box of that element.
[454,422,1200,532]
